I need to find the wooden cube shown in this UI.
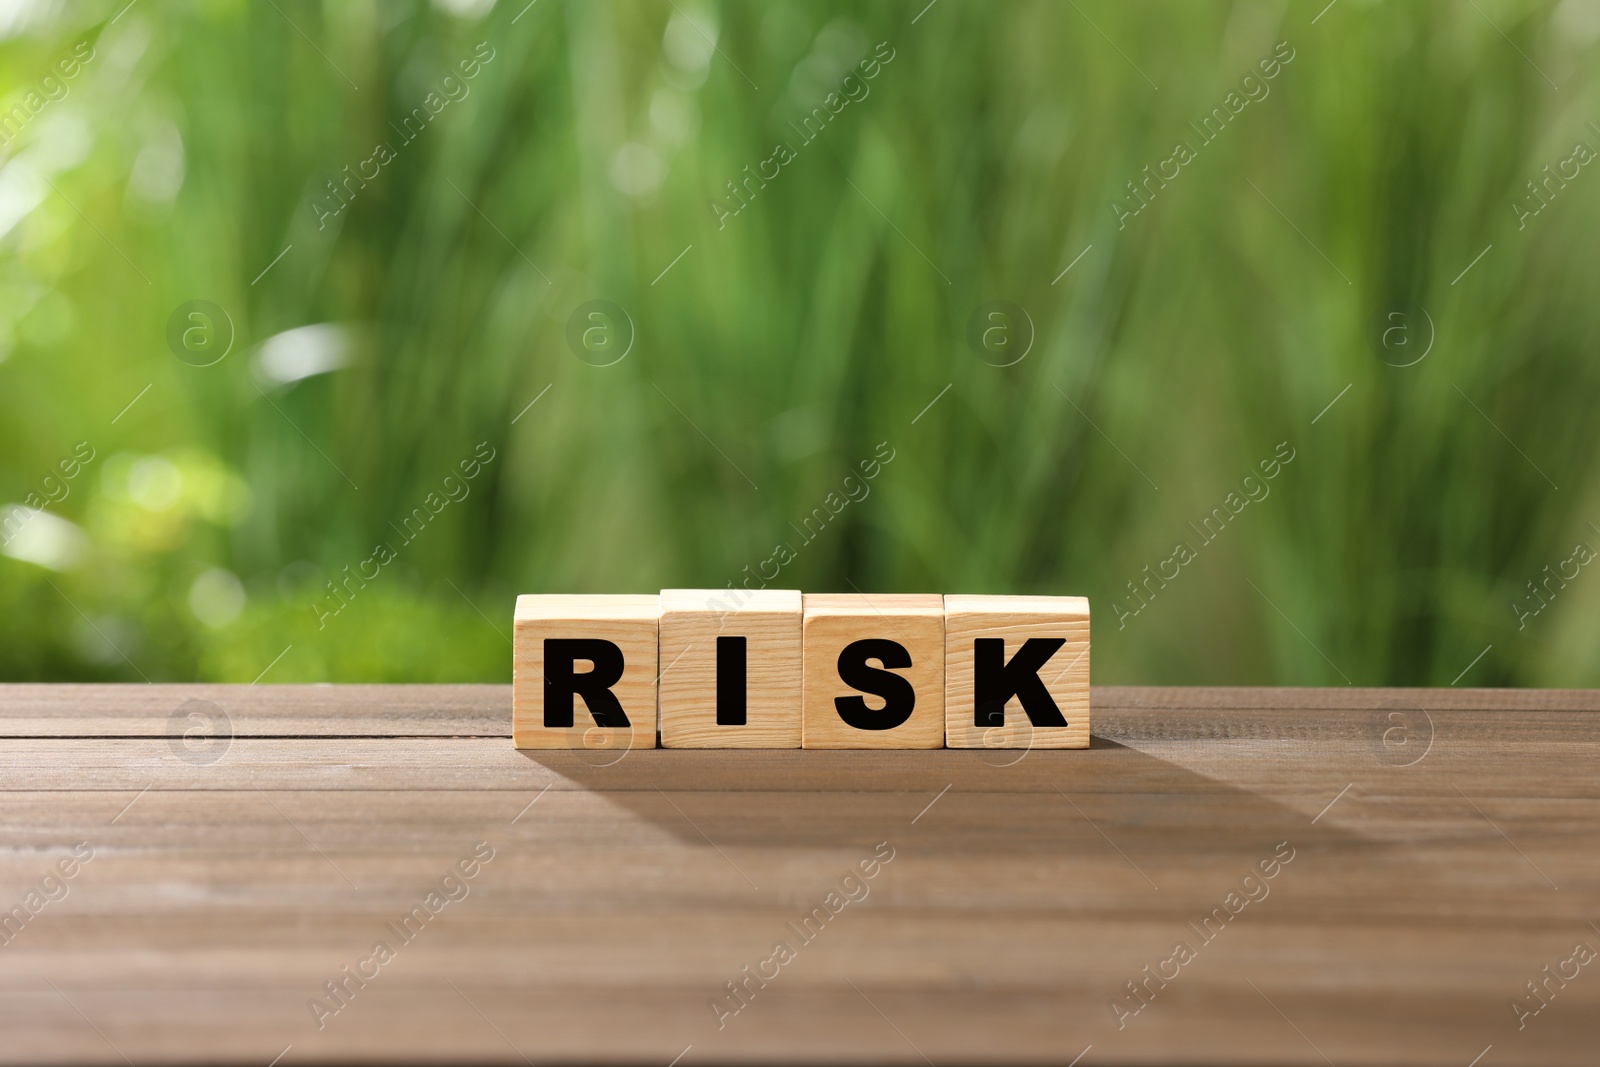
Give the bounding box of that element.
[658,588,802,748]
[513,594,659,751]
[943,595,1090,749]
[801,593,945,749]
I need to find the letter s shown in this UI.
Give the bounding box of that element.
[833,640,916,730]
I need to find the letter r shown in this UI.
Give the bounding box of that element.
[974,638,1068,727]
[543,639,630,728]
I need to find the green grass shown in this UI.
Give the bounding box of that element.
[1,0,1597,687]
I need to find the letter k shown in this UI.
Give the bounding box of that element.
[973,638,1069,728]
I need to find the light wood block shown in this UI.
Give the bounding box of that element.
[658,588,802,748]
[513,594,659,750]
[801,593,945,749]
[943,594,1090,749]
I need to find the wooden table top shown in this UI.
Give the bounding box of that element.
[0,685,1595,1065]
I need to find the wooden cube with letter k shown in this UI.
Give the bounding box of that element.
[943,595,1090,749]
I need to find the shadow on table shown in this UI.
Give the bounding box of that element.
[513,725,1374,865]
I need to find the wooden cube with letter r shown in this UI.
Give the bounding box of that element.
[513,594,659,751]
[944,595,1090,749]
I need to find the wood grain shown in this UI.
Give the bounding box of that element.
[801,593,946,749]
[943,594,1091,749]
[0,685,1596,1064]
[512,594,658,750]
[659,588,802,749]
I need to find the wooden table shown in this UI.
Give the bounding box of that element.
[0,685,1595,1064]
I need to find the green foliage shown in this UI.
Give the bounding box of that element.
[1,0,1597,686]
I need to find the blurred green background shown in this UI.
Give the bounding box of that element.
[1,0,1598,686]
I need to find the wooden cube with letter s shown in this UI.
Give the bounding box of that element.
[943,595,1090,749]
[513,594,659,751]
[801,593,945,749]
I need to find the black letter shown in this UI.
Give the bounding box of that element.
[834,639,915,730]
[974,638,1068,727]
[716,636,747,725]
[543,639,629,728]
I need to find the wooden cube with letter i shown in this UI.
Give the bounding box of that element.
[658,588,803,748]
[801,593,945,749]
[513,594,659,751]
[943,595,1090,749]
